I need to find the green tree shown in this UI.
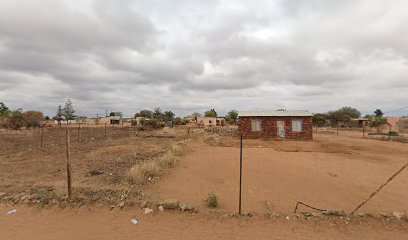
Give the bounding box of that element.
[369,116,387,131]
[204,109,217,117]
[338,106,361,118]
[327,106,361,126]
[312,113,327,127]
[136,109,153,118]
[8,109,26,129]
[0,102,9,116]
[153,107,163,120]
[225,110,238,124]
[374,109,383,117]
[55,105,64,125]
[109,111,123,117]
[164,111,175,121]
[62,99,75,124]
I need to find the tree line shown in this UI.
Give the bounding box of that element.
[312,106,388,129]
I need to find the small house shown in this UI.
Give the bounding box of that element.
[196,117,225,127]
[238,110,313,140]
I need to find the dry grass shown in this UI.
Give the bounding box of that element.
[127,161,162,185]
[127,143,188,185]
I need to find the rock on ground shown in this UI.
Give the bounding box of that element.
[161,199,179,209]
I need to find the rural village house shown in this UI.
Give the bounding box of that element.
[238,110,313,140]
[196,117,226,127]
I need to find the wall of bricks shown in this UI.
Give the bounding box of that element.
[238,116,313,140]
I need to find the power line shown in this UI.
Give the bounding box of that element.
[383,105,408,114]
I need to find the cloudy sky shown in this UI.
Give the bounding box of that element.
[0,0,407,117]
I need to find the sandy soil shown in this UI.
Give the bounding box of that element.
[0,126,186,205]
[1,206,407,240]
[151,132,408,214]
[1,127,407,239]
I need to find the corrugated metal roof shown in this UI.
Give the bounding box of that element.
[238,110,313,117]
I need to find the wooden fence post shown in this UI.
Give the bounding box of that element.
[105,123,107,139]
[336,122,339,136]
[65,129,72,198]
[77,123,80,142]
[40,126,44,147]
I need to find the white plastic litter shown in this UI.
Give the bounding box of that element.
[7,209,17,216]
[130,218,138,225]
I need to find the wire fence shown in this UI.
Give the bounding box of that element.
[0,126,407,216]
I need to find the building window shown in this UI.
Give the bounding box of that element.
[251,119,262,132]
[292,119,303,132]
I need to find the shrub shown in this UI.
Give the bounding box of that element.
[8,110,26,129]
[158,152,179,168]
[388,131,399,136]
[127,161,161,185]
[206,193,218,208]
[23,110,44,128]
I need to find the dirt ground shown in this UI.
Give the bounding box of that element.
[152,130,408,214]
[1,206,407,240]
[0,126,189,206]
[0,126,407,239]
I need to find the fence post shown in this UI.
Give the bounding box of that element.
[77,123,80,142]
[65,129,72,198]
[40,126,44,147]
[239,134,243,214]
[336,122,339,136]
[362,126,365,139]
[105,123,107,139]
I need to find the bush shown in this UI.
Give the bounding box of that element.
[141,118,165,129]
[8,110,26,129]
[127,161,161,185]
[388,131,399,136]
[158,152,179,168]
[206,193,218,208]
[23,110,44,128]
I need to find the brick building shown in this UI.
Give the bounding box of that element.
[238,110,313,140]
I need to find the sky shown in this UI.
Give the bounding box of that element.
[0,0,407,118]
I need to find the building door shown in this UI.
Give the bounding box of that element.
[277,120,285,138]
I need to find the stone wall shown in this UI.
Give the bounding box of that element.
[238,116,313,140]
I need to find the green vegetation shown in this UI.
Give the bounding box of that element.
[388,131,399,136]
[204,109,217,117]
[225,110,238,124]
[312,113,327,127]
[62,99,75,124]
[206,193,218,208]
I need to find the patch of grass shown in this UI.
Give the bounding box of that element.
[158,152,179,168]
[206,193,218,208]
[171,145,184,156]
[127,143,188,185]
[388,131,399,136]
[127,161,161,185]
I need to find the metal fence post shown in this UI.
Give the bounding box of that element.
[239,134,243,214]
[65,129,72,198]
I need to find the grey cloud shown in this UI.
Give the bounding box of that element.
[1,0,408,117]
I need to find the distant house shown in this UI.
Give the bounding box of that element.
[196,117,225,127]
[344,118,369,128]
[238,110,313,140]
[98,116,122,125]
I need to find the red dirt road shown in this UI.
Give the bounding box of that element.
[1,206,407,240]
